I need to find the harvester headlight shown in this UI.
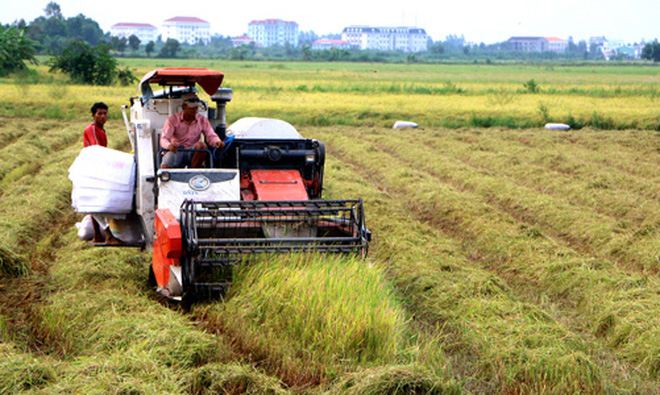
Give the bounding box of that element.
[306,153,315,163]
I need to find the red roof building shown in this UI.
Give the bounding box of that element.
[162,16,211,45]
[231,35,257,47]
[164,17,208,24]
[545,37,568,53]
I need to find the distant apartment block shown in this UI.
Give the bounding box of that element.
[231,34,256,47]
[248,19,299,47]
[507,37,567,53]
[162,16,211,45]
[110,23,157,43]
[546,37,568,52]
[312,39,352,50]
[341,26,428,52]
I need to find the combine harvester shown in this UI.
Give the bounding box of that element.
[107,68,370,301]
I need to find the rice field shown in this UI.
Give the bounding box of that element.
[2,60,659,130]
[0,60,658,393]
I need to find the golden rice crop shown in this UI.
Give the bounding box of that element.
[310,125,658,390]
[1,59,658,393]
[2,60,658,130]
[194,253,409,386]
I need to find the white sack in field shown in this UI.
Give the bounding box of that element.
[69,145,135,214]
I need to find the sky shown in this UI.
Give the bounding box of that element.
[1,0,657,44]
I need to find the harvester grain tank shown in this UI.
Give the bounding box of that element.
[108,68,370,301]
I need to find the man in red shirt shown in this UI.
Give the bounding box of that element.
[82,102,122,245]
[160,94,225,168]
[83,102,108,147]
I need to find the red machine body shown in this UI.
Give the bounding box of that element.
[152,209,182,289]
[139,68,369,300]
[249,170,310,201]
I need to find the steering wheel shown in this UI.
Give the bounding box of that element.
[212,135,235,163]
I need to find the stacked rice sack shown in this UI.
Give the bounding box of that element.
[69,145,135,215]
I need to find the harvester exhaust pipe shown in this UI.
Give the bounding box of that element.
[210,88,233,139]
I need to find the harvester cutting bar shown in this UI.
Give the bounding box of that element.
[179,198,369,297]
[180,199,369,260]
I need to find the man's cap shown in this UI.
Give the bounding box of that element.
[182,92,201,108]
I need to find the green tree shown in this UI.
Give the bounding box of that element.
[229,45,249,60]
[641,40,660,62]
[205,34,233,57]
[158,38,180,58]
[302,44,312,61]
[429,42,445,54]
[66,14,103,45]
[0,26,38,76]
[145,41,155,57]
[15,19,27,30]
[321,47,349,61]
[110,36,127,54]
[27,4,103,53]
[567,36,578,52]
[43,16,67,38]
[523,79,540,93]
[44,1,63,19]
[49,41,134,85]
[298,30,318,46]
[444,34,465,51]
[144,41,156,56]
[27,16,58,50]
[116,66,138,86]
[128,34,141,52]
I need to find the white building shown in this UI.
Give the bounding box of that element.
[312,39,352,50]
[589,36,608,52]
[341,26,428,52]
[110,23,157,44]
[507,37,567,53]
[545,37,568,53]
[599,39,634,60]
[248,19,299,47]
[162,16,211,45]
[231,34,257,47]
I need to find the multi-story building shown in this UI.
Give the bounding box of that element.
[162,16,211,45]
[507,37,567,53]
[110,23,158,44]
[341,26,428,52]
[312,39,352,50]
[507,37,547,52]
[248,19,299,47]
[545,37,568,53]
[231,34,257,47]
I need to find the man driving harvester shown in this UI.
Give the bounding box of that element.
[160,93,225,168]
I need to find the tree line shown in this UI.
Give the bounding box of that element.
[2,2,659,84]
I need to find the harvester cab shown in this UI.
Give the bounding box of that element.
[120,68,370,301]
